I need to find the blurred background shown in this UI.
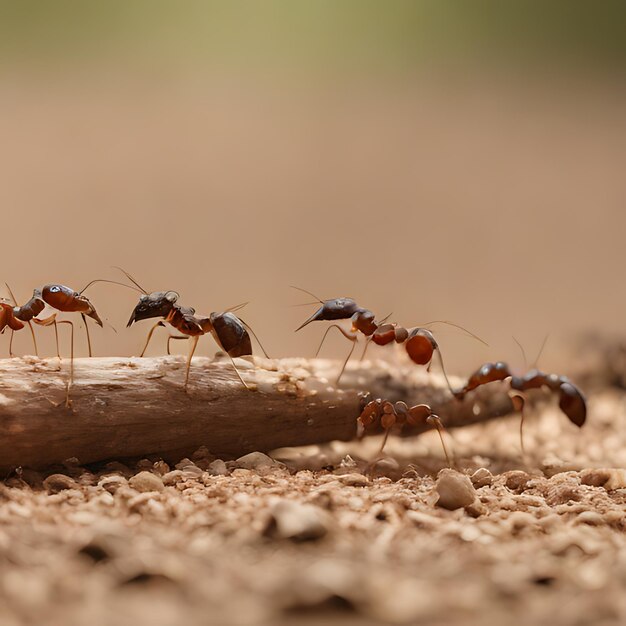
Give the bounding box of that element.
[1,1,624,374]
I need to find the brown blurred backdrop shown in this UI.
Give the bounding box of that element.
[1,2,624,373]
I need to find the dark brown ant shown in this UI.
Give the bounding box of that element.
[293,286,484,389]
[358,398,453,465]
[120,269,268,391]
[453,361,586,455]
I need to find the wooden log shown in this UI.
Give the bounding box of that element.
[0,355,514,471]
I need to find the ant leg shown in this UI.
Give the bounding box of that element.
[26,321,38,356]
[434,349,455,395]
[509,393,526,459]
[139,321,166,357]
[8,330,15,357]
[227,354,252,391]
[166,335,189,355]
[33,314,61,360]
[359,337,372,362]
[56,320,74,408]
[336,339,357,384]
[312,324,357,384]
[184,336,200,392]
[426,415,454,467]
[81,314,93,357]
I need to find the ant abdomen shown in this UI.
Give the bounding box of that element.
[559,382,586,427]
[210,312,253,358]
[405,328,437,366]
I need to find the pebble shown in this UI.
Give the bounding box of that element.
[470,468,493,488]
[265,500,329,541]
[236,452,276,470]
[575,511,605,526]
[128,471,165,493]
[43,474,78,494]
[98,475,128,494]
[207,459,229,476]
[604,469,626,491]
[337,473,370,487]
[503,470,531,492]
[579,468,612,487]
[435,469,477,510]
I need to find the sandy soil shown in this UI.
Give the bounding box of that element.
[1,360,625,626]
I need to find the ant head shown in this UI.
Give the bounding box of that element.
[296,298,362,331]
[405,328,437,365]
[41,284,74,308]
[210,312,252,357]
[127,291,179,327]
[558,381,586,427]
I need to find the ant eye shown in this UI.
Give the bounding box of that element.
[140,295,148,301]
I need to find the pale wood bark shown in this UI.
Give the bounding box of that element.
[0,355,513,471]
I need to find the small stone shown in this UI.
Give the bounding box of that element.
[152,461,170,476]
[236,452,276,470]
[207,459,228,476]
[161,470,185,486]
[504,471,531,492]
[435,469,477,510]
[128,471,164,493]
[43,474,78,493]
[508,511,537,532]
[337,473,370,487]
[465,499,488,517]
[265,500,329,541]
[579,468,611,487]
[575,511,605,526]
[470,468,493,488]
[98,475,128,494]
[604,469,626,491]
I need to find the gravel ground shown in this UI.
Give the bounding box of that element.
[1,383,625,625]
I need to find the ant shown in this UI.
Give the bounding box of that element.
[0,279,119,407]
[293,286,485,389]
[358,398,453,466]
[119,269,268,391]
[453,361,586,456]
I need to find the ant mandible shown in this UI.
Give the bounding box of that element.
[293,286,485,390]
[358,398,453,466]
[119,268,268,392]
[453,361,586,456]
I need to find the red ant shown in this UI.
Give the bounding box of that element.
[0,280,116,407]
[453,361,586,455]
[293,286,485,388]
[358,398,453,466]
[119,269,268,391]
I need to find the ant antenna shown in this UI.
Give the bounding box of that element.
[225,302,249,314]
[532,334,549,368]
[290,286,324,304]
[112,267,149,295]
[4,283,18,307]
[420,321,488,347]
[513,336,528,370]
[79,278,144,295]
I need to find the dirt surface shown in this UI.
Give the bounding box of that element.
[1,370,625,626]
